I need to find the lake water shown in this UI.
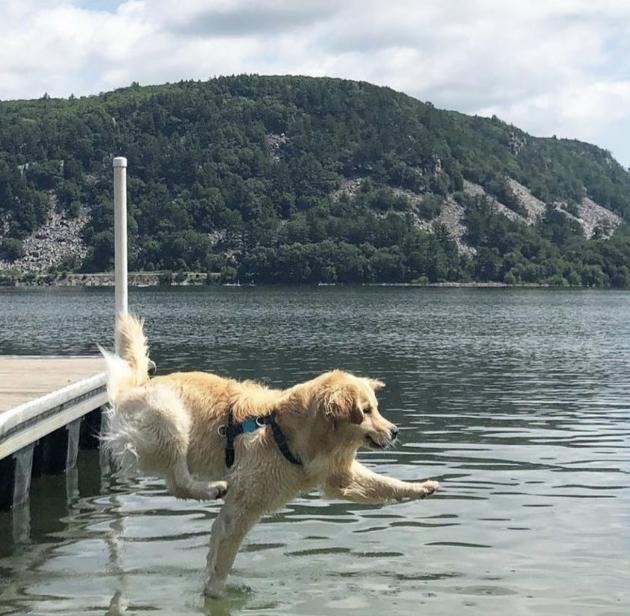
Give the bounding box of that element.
[0,287,629,615]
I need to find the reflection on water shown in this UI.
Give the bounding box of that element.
[1,287,629,615]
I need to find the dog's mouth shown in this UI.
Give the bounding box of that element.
[365,435,388,449]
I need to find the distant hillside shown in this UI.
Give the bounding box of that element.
[1,75,630,286]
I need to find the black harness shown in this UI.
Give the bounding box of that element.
[220,408,302,468]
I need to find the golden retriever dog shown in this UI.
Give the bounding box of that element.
[101,314,439,598]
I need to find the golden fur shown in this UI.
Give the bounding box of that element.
[102,314,439,598]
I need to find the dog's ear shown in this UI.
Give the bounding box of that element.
[367,378,385,391]
[318,384,364,425]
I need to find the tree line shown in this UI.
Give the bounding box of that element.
[1,75,629,286]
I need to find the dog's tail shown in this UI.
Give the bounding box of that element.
[99,313,151,405]
[99,313,154,473]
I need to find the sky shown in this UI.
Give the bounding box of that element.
[2,0,630,167]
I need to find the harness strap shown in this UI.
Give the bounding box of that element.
[259,414,302,466]
[222,408,302,468]
[224,407,241,468]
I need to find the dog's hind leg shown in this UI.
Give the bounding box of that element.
[144,386,227,501]
[166,457,227,501]
[110,384,227,501]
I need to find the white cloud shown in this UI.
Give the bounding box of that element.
[0,0,629,166]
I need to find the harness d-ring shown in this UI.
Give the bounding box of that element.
[220,407,302,468]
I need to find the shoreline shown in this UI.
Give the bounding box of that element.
[0,271,609,289]
[0,271,211,288]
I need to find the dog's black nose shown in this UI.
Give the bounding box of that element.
[390,426,399,440]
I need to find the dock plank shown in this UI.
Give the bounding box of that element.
[0,356,106,413]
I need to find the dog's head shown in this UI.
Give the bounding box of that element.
[312,371,398,451]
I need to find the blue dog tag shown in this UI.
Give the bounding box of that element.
[241,419,259,433]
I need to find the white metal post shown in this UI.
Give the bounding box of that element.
[113,156,128,354]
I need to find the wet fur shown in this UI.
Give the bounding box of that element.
[102,314,439,598]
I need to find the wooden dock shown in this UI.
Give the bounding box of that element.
[0,356,108,511]
[0,356,106,413]
[1,157,125,514]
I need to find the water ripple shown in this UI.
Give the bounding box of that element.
[1,287,629,615]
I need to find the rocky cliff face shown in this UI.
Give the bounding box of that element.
[0,208,88,273]
[0,175,623,278]
[330,175,622,258]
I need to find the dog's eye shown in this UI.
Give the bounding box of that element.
[364,407,372,414]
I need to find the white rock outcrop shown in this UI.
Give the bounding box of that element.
[576,197,622,239]
[0,209,88,273]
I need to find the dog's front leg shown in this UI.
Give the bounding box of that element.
[323,461,439,504]
[204,494,261,599]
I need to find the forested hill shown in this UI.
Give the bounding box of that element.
[1,74,630,286]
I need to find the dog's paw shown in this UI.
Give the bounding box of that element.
[203,580,225,599]
[199,480,228,500]
[213,481,228,500]
[420,480,440,497]
[181,480,228,501]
